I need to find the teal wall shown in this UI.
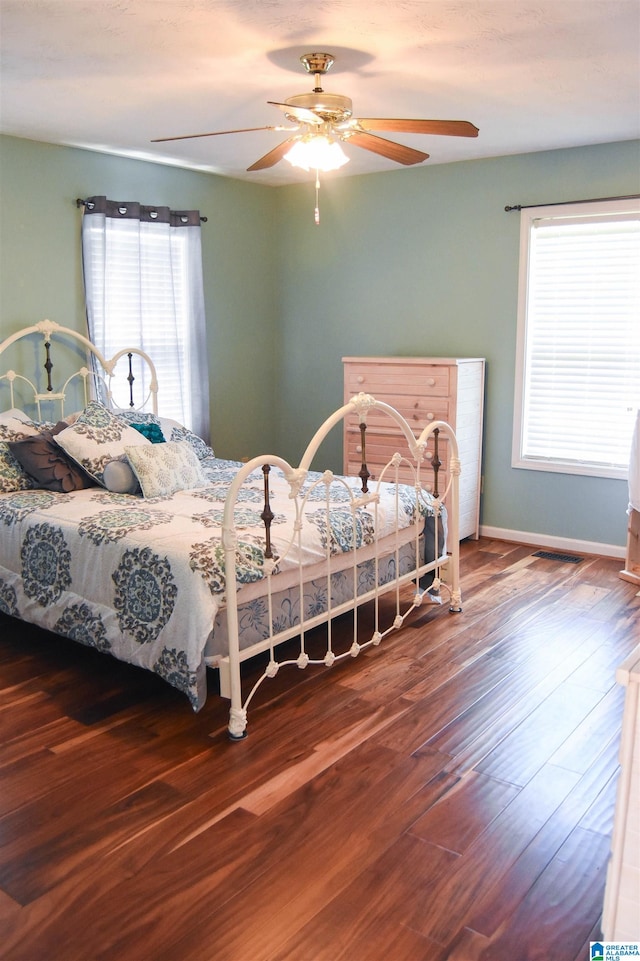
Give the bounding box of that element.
[1,133,638,548]
[0,135,279,461]
[274,140,640,549]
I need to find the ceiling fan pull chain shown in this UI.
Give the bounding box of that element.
[314,170,321,224]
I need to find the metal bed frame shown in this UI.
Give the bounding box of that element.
[0,320,461,738]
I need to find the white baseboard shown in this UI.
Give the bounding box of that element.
[479,525,626,560]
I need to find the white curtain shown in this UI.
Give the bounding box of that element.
[629,410,640,513]
[81,196,210,442]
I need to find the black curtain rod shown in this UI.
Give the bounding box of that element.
[75,198,207,222]
[505,194,639,212]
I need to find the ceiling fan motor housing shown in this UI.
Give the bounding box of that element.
[285,92,353,124]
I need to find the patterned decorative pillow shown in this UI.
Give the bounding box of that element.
[54,401,150,486]
[115,410,159,427]
[125,441,206,498]
[116,410,214,459]
[161,419,214,460]
[0,413,41,492]
[0,443,34,492]
[1,408,32,423]
[0,411,41,436]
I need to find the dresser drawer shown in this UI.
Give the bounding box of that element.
[345,430,449,493]
[345,394,450,434]
[345,363,451,398]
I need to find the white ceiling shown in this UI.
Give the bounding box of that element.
[1,0,639,186]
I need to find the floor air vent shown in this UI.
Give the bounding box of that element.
[533,550,583,564]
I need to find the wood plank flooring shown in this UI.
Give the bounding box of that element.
[0,538,638,961]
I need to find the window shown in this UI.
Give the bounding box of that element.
[512,198,640,479]
[81,196,210,441]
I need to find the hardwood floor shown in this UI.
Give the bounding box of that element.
[0,538,638,961]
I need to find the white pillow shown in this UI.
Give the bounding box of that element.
[54,401,150,486]
[125,441,206,498]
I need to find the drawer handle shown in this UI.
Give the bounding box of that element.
[427,412,434,421]
[356,445,362,453]
[427,377,436,387]
[357,375,364,384]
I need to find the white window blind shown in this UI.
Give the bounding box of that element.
[81,198,210,442]
[84,220,190,418]
[512,198,640,479]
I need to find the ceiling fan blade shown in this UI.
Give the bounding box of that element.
[346,131,429,166]
[247,137,299,171]
[357,119,479,138]
[151,125,293,143]
[268,101,322,125]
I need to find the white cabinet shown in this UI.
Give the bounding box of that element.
[603,645,640,941]
[343,357,485,540]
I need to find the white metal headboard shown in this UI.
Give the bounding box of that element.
[0,320,159,420]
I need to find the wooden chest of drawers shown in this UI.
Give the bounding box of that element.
[343,357,485,539]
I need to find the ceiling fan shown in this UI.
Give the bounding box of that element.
[151,52,479,173]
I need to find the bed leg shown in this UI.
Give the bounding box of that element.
[227,707,248,741]
[449,588,463,614]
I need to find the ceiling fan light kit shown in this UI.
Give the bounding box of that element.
[284,135,350,173]
[152,51,478,223]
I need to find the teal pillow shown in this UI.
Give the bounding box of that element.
[131,422,165,444]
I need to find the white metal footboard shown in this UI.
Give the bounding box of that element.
[219,393,461,740]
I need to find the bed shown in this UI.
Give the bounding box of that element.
[0,320,462,739]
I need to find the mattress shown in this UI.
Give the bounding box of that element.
[0,456,443,710]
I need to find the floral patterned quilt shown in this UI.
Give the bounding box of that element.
[0,456,438,710]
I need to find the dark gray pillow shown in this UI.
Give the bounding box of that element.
[8,422,94,493]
